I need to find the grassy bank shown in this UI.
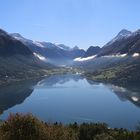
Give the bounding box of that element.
[0,113,140,140]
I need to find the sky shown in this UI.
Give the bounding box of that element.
[0,0,140,49]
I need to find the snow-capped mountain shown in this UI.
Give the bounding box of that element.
[11,33,85,65]
[104,29,132,47]
[11,33,46,49]
[57,44,71,50]
[97,29,140,57]
[74,29,140,77]
[73,46,101,62]
[0,31,32,56]
[0,29,54,85]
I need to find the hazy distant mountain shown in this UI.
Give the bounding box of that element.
[84,46,101,57]
[57,44,71,50]
[11,33,85,65]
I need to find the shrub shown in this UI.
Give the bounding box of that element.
[78,123,108,140]
[0,113,47,140]
[94,133,115,140]
[0,113,140,140]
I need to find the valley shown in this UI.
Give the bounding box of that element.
[1,28,140,89]
[1,1,140,139]
[1,28,140,87]
[0,28,140,131]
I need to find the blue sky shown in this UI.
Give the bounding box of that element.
[0,0,140,49]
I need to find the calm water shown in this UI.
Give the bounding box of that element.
[0,74,140,130]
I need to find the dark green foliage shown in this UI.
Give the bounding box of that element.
[79,123,108,140]
[85,59,140,86]
[0,113,140,140]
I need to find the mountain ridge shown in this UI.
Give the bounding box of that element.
[1,28,140,85]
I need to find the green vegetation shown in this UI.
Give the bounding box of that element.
[85,61,140,86]
[0,56,78,86]
[0,113,140,140]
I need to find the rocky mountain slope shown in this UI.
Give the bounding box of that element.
[74,29,140,85]
[11,33,85,65]
[0,29,55,85]
[98,29,140,57]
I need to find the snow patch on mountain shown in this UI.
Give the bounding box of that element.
[56,44,71,50]
[33,41,45,48]
[74,55,97,62]
[33,52,46,61]
[104,29,132,47]
[132,29,140,36]
[102,54,127,58]
[132,53,140,57]
[131,96,139,102]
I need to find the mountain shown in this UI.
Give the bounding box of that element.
[57,44,71,50]
[74,29,140,65]
[84,56,140,86]
[74,29,140,84]
[84,46,101,57]
[3,27,140,85]
[11,33,85,65]
[0,30,33,56]
[98,29,140,57]
[104,29,132,46]
[0,29,54,86]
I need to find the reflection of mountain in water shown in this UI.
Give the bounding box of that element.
[108,84,140,108]
[0,79,40,114]
[37,74,84,87]
[0,74,83,115]
[84,75,140,108]
[1,74,140,116]
[86,79,102,86]
[37,74,140,108]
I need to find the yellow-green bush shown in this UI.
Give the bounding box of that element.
[0,113,77,140]
[0,113,47,140]
[0,113,140,140]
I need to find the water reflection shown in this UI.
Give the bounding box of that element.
[0,79,40,114]
[37,74,83,87]
[107,84,140,108]
[84,78,140,108]
[0,74,140,120]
